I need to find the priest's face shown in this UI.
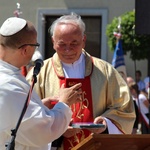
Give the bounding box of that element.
[52,23,86,64]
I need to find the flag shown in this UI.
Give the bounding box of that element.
[112,39,127,81]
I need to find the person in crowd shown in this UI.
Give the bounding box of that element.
[0,17,83,150]
[129,82,149,134]
[127,76,135,85]
[126,76,139,134]
[135,70,145,92]
[26,13,136,150]
[144,76,150,98]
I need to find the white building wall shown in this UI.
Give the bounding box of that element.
[0,0,147,80]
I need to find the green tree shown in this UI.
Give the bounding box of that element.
[106,10,150,61]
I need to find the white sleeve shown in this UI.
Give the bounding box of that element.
[104,118,123,134]
[17,93,72,147]
[1,82,72,148]
[139,94,147,102]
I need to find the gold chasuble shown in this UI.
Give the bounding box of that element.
[26,50,136,150]
[53,57,94,150]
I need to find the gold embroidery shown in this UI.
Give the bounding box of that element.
[67,130,85,149]
[72,91,89,119]
[67,139,75,150]
[68,81,77,87]
[81,91,89,109]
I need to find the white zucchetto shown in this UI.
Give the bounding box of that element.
[0,17,27,36]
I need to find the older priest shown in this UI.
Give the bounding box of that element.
[26,13,135,150]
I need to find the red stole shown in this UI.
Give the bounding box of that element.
[60,77,94,150]
[51,56,94,150]
[21,66,27,77]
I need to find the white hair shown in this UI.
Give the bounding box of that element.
[49,12,85,36]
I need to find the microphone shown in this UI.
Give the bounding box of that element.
[33,59,44,76]
[31,50,43,62]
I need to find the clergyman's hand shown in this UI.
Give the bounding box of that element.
[63,126,81,138]
[88,116,107,134]
[58,83,82,106]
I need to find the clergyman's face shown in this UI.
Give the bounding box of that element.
[52,23,86,64]
[23,35,38,66]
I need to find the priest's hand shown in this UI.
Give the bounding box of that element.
[42,83,82,108]
[42,96,59,109]
[63,126,81,138]
[58,83,82,106]
[88,116,107,134]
